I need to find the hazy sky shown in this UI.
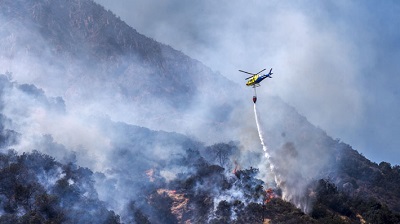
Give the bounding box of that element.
[94,0,400,165]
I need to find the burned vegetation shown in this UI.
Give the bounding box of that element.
[0,150,120,223]
[0,138,400,223]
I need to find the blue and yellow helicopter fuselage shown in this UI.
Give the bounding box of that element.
[245,74,271,87]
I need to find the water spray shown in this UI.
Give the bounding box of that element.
[253,104,268,158]
[254,104,280,185]
[254,103,312,213]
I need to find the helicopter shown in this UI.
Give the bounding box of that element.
[239,68,273,103]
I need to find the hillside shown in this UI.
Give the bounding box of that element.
[0,0,400,223]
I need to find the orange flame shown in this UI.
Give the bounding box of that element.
[265,188,275,203]
[232,160,239,175]
[157,189,189,222]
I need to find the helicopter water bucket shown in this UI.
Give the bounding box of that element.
[253,96,257,103]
